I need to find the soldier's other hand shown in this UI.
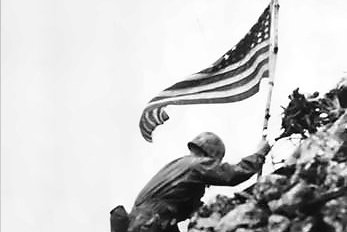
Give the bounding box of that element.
[256,138,271,156]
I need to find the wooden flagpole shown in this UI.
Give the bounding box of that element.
[258,0,279,179]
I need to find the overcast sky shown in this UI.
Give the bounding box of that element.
[2,0,347,232]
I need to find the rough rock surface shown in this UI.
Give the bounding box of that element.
[188,82,347,232]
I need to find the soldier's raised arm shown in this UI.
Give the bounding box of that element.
[192,138,271,186]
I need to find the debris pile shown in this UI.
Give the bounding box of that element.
[276,86,345,140]
[188,80,347,232]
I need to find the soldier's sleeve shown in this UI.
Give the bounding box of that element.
[193,153,265,186]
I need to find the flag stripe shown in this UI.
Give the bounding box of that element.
[146,64,268,109]
[152,108,161,125]
[144,111,157,127]
[141,119,153,134]
[161,43,269,92]
[140,82,262,141]
[183,40,269,82]
[204,59,269,92]
[152,56,269,102]
[158,107,168,123]
[161,81,261,105]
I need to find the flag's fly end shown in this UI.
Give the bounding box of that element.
[140,107,169,142]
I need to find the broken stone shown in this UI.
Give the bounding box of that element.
[268,181,314,216]
[289,217,316,232]
[321,196,347,232]
[268,214,291,232]
[216,201,268,232]
[253,174,290,203]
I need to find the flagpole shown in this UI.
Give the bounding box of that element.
[258,0,279,179]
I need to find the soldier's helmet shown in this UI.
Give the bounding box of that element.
[188,132,225,160]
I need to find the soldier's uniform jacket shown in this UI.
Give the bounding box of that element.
[129,152,265,227]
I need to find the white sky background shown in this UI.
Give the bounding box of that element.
[2,0,347,232]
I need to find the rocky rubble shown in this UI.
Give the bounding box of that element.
[188,80,347,232]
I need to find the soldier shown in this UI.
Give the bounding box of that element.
[111,132,271,232]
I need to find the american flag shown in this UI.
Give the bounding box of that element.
[140,5,272,142]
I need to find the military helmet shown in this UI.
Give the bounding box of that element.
[188,132,225,160]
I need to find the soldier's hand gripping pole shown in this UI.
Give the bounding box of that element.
[256,138,272,179]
